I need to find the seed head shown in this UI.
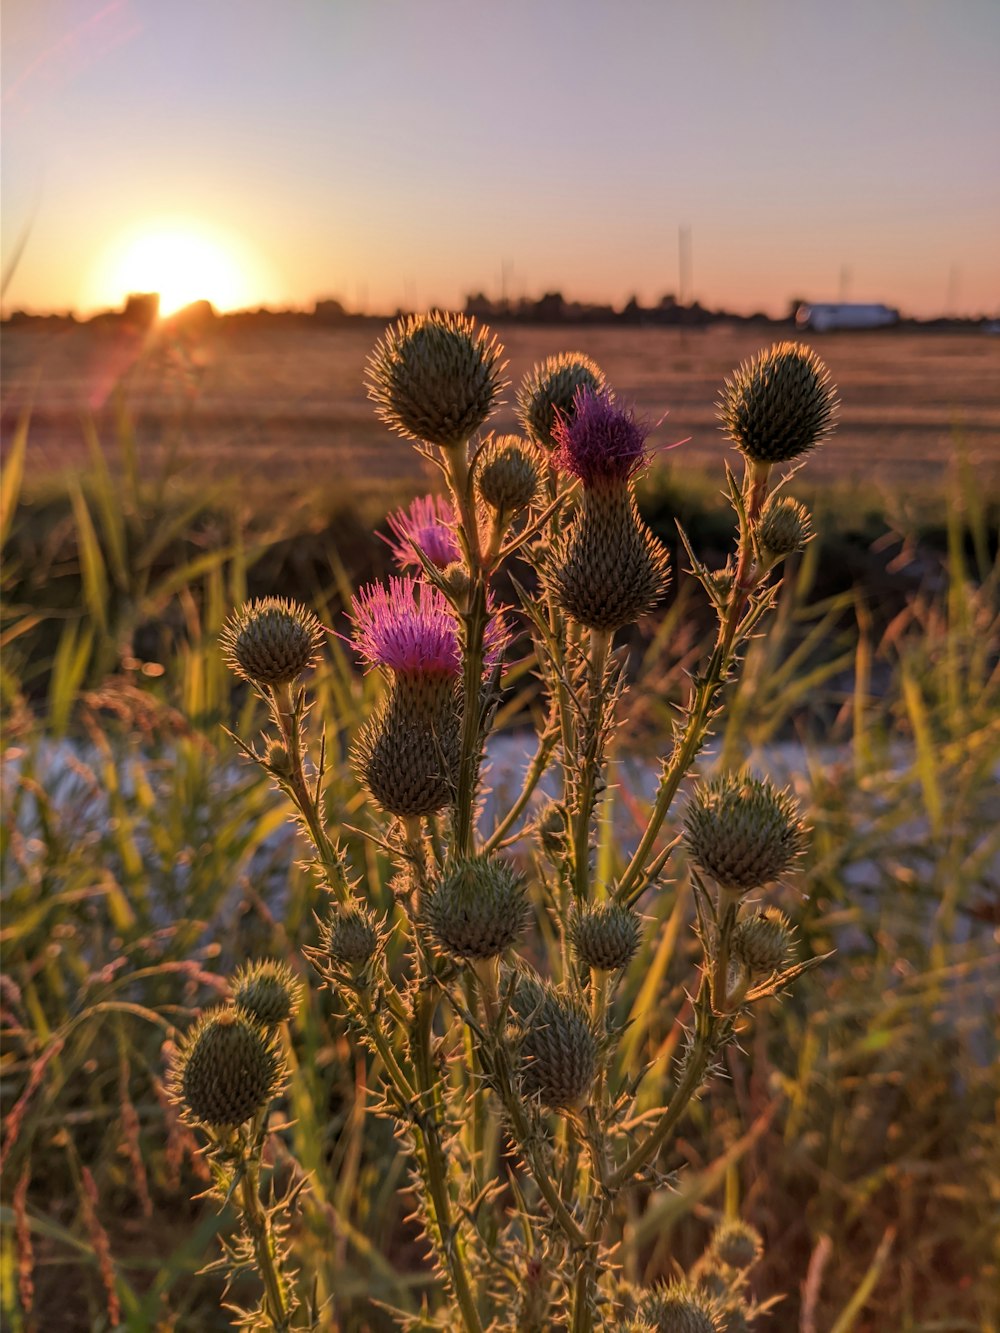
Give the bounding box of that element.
[550,485,671,631]
[517,352,606,449]
[221,598,325,687]
[366,311,506,449]
[171,1008,284,1129]
[321,904,381,968]
[476,434,541,512]
[513,978,598,1110]
[553,389,650,488]
[385,493,461,570]
[710,1219,763,1271]
[719,342,837,464]
[570,902,642,972]
[731,908,794,980]
[231,959,300,1027]
[756,495,813,559]
[683,772,806,895]
[423,855,529,961]
[637,1281,723,1333]
[350,577,505,677]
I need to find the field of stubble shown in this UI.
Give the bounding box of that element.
[4,321,999,497]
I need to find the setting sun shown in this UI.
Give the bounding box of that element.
[94,224,257,317]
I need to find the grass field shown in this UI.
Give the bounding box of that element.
[1,320,998,1332]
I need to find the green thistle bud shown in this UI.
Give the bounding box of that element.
[710,1218,764,1271]
[513,978,598,1110]
[718,341,837,464]
[220,597,325,687]
[637,1281,723,1333]
[683,772,806,895]
[570,902,642,972]
[517,352,606,449]
[690,1259,735,1303]
[231,959,300,1027]
[731,908,793,981]
[550,485,671,631]
[365,311,506,449]
[439,560,471,602]
[476,434,541,512]
[423,855,529,961]
[171,1008,284,1129]
[756,495,813,560]
[352,676,461,817]
[322,903,381,967]
[536,801,566,863]
[264,739,295,778]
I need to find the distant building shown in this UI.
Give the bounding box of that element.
[122,292,159,328]
[796,302,899,331]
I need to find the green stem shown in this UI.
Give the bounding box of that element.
[571,629,612,902]
[238,1155,292,1332]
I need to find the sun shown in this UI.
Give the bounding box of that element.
[97,224,256,317]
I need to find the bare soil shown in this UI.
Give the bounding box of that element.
[4,321,999,496]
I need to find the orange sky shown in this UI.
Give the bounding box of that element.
[3,0,999,318]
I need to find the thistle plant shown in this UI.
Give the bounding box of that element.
[176,318,839,1329]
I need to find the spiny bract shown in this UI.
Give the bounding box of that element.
[423,855,529,961]
[321,904,381,967]
[637,1279,723,1333]
[513,977,598,1110]
[683,772,806,895]
[718,341,837,464]
[172,1008,284,1129]
[570,901,642,971]
[710,1218,764,1271]
[476,434,541,512]
[365,311,506,449]
[220,597,325,687]
[352,677,461,817]
[755,494,813,558]
[731,908,793,980]
[231,959,300,1027]
[516,351,606,449]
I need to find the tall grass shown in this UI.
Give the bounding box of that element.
[1,422,997,1331]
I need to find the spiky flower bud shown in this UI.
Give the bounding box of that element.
[550,485,671,630]
[710,1219,763,1271]
[423,855,529,961]
[637,1281,723,1333]
[220,598,325,687]
[513,978,598,1110]
[477,434,541,512]
[322,904,381,967]
[719,342,837,464]
[517,352,606,449]
[536,801,566,863]
[683,773,806,895]
[366,312,505,449]
[731,908,793,980]
[756,495,813,560]
[570,902,642,972]
[231,959,300,1027]
[439,561,471,601]
[353,678,461,816]
[264,740,294,778]
[171,1009,284,1129]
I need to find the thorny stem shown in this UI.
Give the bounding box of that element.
[614,461,771,904]
[237,1149,292,1332]
[482,715,559,852]
[572,629,612,902]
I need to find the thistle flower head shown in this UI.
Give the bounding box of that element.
[683,772,806,895]
[231,959,300,1027]
[731,908,794,980]
[384,493,461,570]
[553,388,650,488]
[423,855,529,961]
[221,597,325,687]
[351,577,505,677]
[321,903,381,968]
[719,342,837,464]
[755,494,813,559]
[637,1280,723,1333]
[709,1219,764,1271]
[170,1008,284,1129]
[476,434,541,512]
[517,352,607,449]
[512,977,598,1110]
[365,311,506,449]
[570,901,642,972]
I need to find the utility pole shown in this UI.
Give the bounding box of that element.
[678,226,692,307]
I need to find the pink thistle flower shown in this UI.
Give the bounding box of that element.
[351,577,506,677]
[553,388,650,487]
[384,493,461,570]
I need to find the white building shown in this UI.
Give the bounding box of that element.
[796,302,900,332]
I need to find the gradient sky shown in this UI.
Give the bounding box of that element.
[3,0,999,318]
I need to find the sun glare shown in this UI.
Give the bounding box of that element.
[99,225,255,317]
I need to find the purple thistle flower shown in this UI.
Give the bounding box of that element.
[552,388,650,487]
[384,493,462,571]
[351,577,506,676]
